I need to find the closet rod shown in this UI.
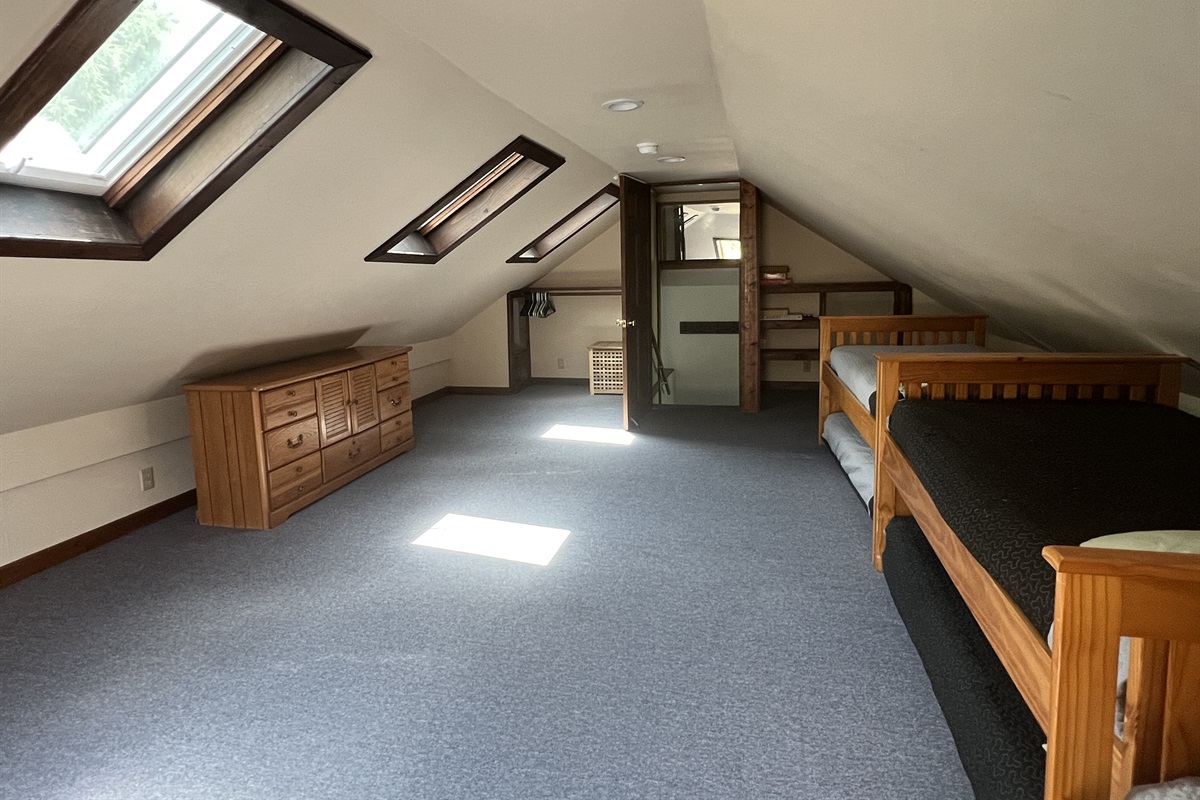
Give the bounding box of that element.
[528,286,621,297]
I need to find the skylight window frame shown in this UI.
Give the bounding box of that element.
[507,183,620,264]
[366,136,565,265]
[1,12,267,196]
[0,0,370,261]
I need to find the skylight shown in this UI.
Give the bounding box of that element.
[0,0,264,196]
[413,513,570,566]
[508,184,619,263]
[0,0,369,260]
[366,136,565,264]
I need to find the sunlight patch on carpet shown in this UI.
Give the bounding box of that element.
[413,513,570,566]
[540,424,634,446]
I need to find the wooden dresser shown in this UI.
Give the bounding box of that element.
[182,346,414,529]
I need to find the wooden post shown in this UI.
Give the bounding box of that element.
[871,357,902,571]
[1161,642,1200,779]
[1045,571,1122,800]
[739,180,761,412]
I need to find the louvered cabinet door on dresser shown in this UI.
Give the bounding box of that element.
[183,346,415,529]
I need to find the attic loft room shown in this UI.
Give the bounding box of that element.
[2,0,1198,798]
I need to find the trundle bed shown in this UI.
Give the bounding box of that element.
[817,314,989,511]
[870,353,1200,800]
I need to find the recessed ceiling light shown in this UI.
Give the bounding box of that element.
[657,155,686,164]
[602,98,643,112]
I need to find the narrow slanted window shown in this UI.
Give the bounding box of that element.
[0,0,370,260]
[366,136,565,264]
[507,184,619,264]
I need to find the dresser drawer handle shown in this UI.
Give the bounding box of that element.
[287,410,298,418]
[286,389,296,397]
[348,448,362,459]
[295,464,304,473]
[286,434,305,448]
[297,483,306,493]
[389,398,401,406]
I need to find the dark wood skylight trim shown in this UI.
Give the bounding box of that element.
[365,135,566,264]
[0,0,370,261]
[507,183,619,264]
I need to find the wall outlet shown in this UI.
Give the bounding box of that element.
[556,358,565,370]
[140,466,155,492]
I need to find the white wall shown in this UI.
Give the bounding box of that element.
[659,269,740,405]
[529,296,622,380]
[0,398,194,565]
[531,220,620,288]
[448,298,511,388]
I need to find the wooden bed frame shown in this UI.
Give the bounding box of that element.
[871,353,1199,800]
[817,314,988,449]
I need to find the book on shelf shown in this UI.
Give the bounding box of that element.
[760,312,815,321]
[760,277,792,285]
[761,307,790,318]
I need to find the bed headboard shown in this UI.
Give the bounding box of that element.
[874,353,1186,424]
[818,315,988,366]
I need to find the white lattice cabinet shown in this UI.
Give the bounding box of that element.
[587,341,624,395]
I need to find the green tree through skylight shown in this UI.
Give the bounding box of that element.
[41,1,178,151]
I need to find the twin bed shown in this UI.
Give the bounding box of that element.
[816,316,1200,800]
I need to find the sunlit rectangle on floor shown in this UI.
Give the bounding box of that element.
[540,424,634,446]
[413,513,570,566]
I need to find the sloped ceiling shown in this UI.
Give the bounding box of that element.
[2,0,1198,435]
[703,0,1200,374]
[403,0,1199,382]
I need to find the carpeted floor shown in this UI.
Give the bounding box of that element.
[0,386,971,799]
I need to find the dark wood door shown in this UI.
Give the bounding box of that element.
[620,174,653,430]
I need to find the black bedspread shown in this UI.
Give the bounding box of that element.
[885,517,1045,799]
[888,400,1200,636]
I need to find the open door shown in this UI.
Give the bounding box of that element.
[620,174,653,430]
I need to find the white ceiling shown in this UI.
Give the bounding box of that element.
[399,0,737,181]
[402,0,1200,377]
[1,0,1198,435]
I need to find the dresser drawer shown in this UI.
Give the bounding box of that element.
[380,411,413,451]
[261,381,316,430]
[268,451,322,508]
[322,428,381,481]
[374,354,409,391]
[264,416,320,470]
[377,382,412,421]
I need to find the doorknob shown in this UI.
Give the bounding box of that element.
[616,318,637,328]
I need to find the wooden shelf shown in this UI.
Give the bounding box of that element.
[761,318,819,329]
[761,348,821,361]
[660,259,740,270]
[761,280,909,294]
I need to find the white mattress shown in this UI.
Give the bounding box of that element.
[828,343,987,413]
[823,412,874,511]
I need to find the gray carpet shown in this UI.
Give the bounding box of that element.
[0,386,972,799]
